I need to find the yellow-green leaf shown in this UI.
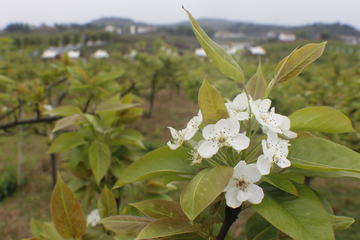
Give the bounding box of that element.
[245,62,267,100]
[47,132,86,153]
[89,140,111,185]
[274,42,326,84]
[135,217,202,240]
[184,8,244,82]
[98,186,118,219]
[180,166,233,222]
[198,78,229,126]
[52,114,82,133]
[99,215,153,237]
[289,106,355,133]
[328,214,355,232]
[48,106,83,117]
[50,174,86,239]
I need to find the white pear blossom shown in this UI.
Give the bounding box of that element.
[167,110,203,150]
[250,98,291,136]
[197,118,250,158]
[224,160,264,208]
[225,93,250,121]
[189,140,204,166]
[86,209,101,227]
[186,110,203,136]
[167,127,196,150]
[257,131,291,175]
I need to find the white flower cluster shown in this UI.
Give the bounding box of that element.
[167,93,296,208]
[86,209,101,227]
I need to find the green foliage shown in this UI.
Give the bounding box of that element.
[0,164,17,201]
[252,182,335,240]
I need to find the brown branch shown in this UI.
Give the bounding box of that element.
[121,82,136,96]
[0,116,61,130]
[216,205,244,240]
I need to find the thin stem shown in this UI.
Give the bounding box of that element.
[211,197,225,237]
[206,158,220,167]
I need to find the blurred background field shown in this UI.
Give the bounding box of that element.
[1,21,360,239]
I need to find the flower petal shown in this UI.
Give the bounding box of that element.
[257,155,271,175]
[276,158,291,168]
[235,112,250,121]
[244,163,263,182]
[167,140,180,150]
[247,184,264,204]
[259,99,271,112]
[236,189,252,203]
[232,93,248,111]
[215,119,230,135]
[229,133,250,152]
[168,126,180,139]
[225,187,242,208]
[233,160,246,178]
[202,124,216,140]
[197,140,219,158]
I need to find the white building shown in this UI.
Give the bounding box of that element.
[246,46,266,55]
[278,33,296,42]
[68,50,80,59]
[91,49,109,58]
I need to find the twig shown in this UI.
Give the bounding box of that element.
[0,116,61,130]
[121,82,136,96]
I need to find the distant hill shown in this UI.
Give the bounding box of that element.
[87,17,360,38]
[88,17,135,27]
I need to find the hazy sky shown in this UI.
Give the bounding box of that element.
[1,0,360,30]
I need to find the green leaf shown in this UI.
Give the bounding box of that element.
[42,222,65,240]
[95,102,140,114]
[198,78,229,126]
[289,106,355,133]
[98,185,118,219]
[279,172,305,184]
[89,140,111,185]
[313,190,333,214]
[47,132,86,153]
[135,217,202,240]
[113,146,196,189]
[245,212,278,240]
[252,182,334,240]
[52,114,82,133]
[99,215,153,237]
[48,106,82,117]
[184,8,244,82]
[30,218,44,238]
[163,175,192,185]
[288,137,360,173]
[261,172,299,196]
[274,42,327,84]
[84,114,104,133]
[245,62,267,100]
[82,229,114,240]
[180,166,233,222]
[328,214,355,232]
[67,66,89,83]
[93,70,124,86]
[289,167,360,179]
[130,200,187,219]
[50,173,86,239]
[69,144,89,171]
